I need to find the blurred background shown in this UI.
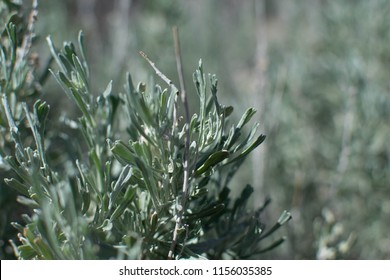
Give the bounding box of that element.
[2,0,390,259]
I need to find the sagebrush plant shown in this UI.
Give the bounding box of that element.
[0,0,43,259]
[0,0,290,259]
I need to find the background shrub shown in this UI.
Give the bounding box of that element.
[1,0,290,260]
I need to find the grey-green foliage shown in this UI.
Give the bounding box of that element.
[262,1,390,259]
[0,0,43,259]
[1,2,290,260]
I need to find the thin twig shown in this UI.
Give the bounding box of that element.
[168,26,192,260]
[139,51,179,94]
[16,0,39,66]
[1,93,26,159]
[139,50,179,142]
[172,26,190,120]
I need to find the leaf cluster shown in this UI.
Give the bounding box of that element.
[1,1,290,260]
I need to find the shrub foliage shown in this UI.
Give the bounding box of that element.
[0,0,290,259]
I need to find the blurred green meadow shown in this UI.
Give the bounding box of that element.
[1,0,390,259]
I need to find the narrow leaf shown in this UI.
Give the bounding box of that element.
[237,108,256,130]
[47,36,67,73]
[195,150,229,176]
[109,140,135,165]
[102,80,112,98]
[260,211,292,240]
[226,134,266,165]
[110,186,136,221]
[78,30,89,78]
[72,54,89,88]
[4,178,29,197]
[185,203,225,220]
[109,165,133,210]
